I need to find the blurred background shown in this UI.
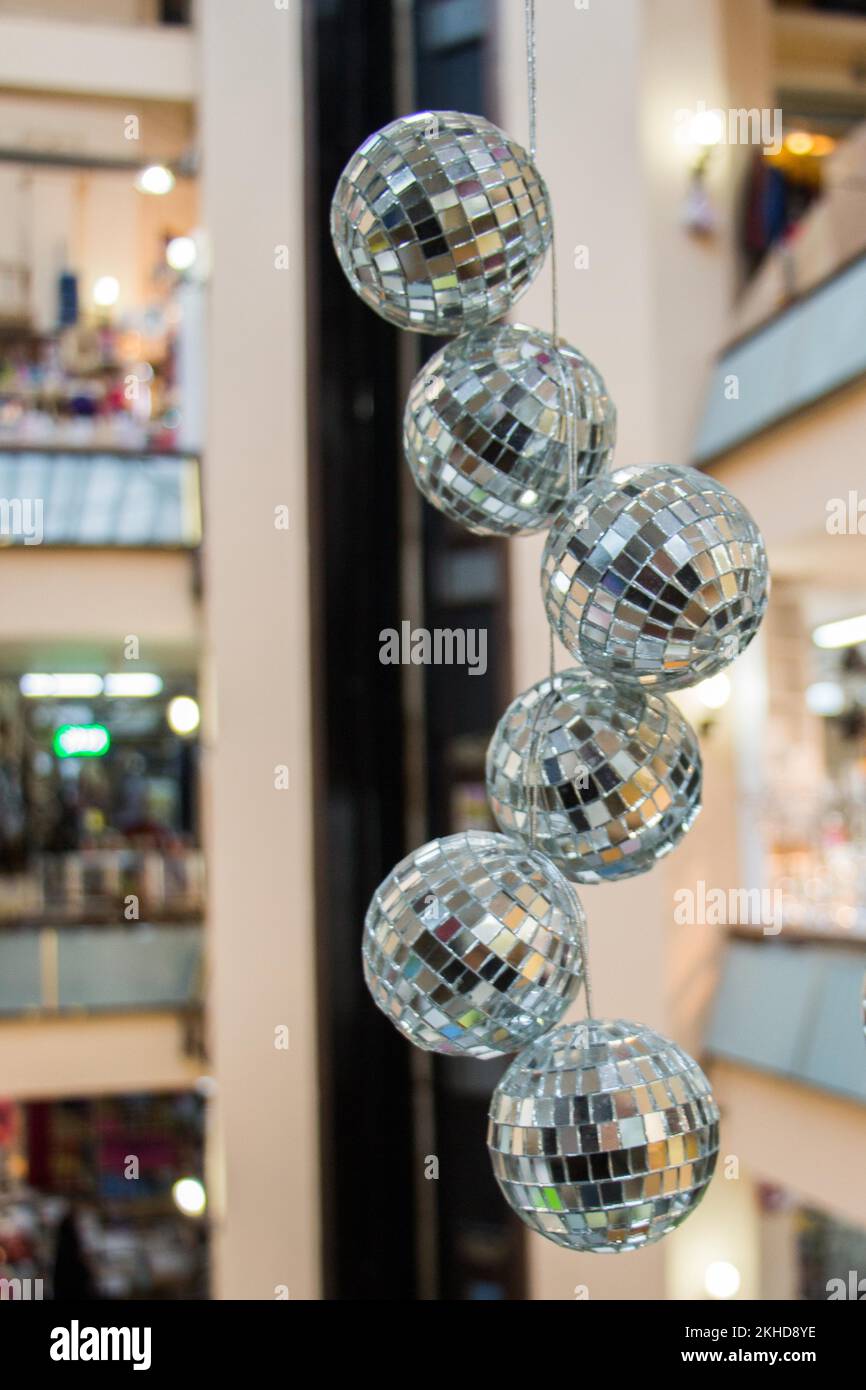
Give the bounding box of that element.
[0,0,863,1302]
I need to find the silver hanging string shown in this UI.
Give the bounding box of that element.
[524,0,594,1021]
[524,0,538,160]
[525,682,553,850]
[579,911,594,1018]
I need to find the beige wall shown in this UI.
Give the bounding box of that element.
[0,1013,200,1098]
[199,0,320,1301]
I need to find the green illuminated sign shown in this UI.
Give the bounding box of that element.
[53,724,111,759]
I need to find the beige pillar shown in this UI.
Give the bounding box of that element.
[199,0,320,1299]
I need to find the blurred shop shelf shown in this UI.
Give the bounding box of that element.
[0,447,201,548]
[705,935,866,1103]
[0,922,201,1016]
[695,248,866,464]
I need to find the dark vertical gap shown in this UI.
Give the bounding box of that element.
[305,0,417,1300]
[414,0,527,1301]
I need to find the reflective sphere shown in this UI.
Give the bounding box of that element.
[362,831,584,1059]
[486,669,701,881]
[404,323,616,536]
[488,1018,720,1252]
[331,111,552,334]
[542,464,770,691]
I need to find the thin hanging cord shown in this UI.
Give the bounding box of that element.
[526,683,551,849]
[524,0,594,1019]
[579,912,594,1018]
[524,0,537,160]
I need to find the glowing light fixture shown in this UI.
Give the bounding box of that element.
[92,276,120,308]
[810,133,836,158]
[690,109,724,148]
[695,673,731,711]
[704,1260,741,1300]
[53,724,111,759]
[806,681,845,717]
[135,164,175,196]
[172,1177,206,1218]
[104,672,163,698]
[167,695,200,736]
[166,235,197,272]
[21,673,103,698]
[785,131,814,157]
[812,613,866,650]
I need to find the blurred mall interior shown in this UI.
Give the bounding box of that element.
[0,0,864,1301]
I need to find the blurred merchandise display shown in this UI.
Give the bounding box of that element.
[0,318,182,452]
[0,848,204,924]
[0,673,202,923]
[798,1206,866,1301]
[0,1094,206,1300]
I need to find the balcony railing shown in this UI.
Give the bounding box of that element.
[0,923,201,1016]
[695,250,866,464]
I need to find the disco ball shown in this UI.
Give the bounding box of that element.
[542,464,769,691]
[488,1018,720,1252]
[404,323,616,536]
[362,831,584,1059]
[486,669,702,882]
[331,111,552,335]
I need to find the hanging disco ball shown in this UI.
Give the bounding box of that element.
[362,830,584,1060]
[488,1018,720,1252]
[486,669,701,882]
[331,111,552,335]
[404,323,616,536]
[541,463,769,691]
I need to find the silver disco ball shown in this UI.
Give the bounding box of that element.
[486,669,702,882]
[331,111,552,334]
[488,1018,720,1252]
[541,464,770,691]
[404,323,616,536]
[362,831,584,1060]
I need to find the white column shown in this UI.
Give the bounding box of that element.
[199,0,319,1299]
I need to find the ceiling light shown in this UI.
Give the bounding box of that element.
[92,276,120,308]
[135,164,175,196]
[167,695,200,735]
[21,674,103,698]
[806,681,845,717]
[704,1260,741,1300]
[104,673,163,698]
[166,235,197,272]
[695,673,731,710]
[172,1177,206,1218]
[690,110,724,148]
[785,131,814,157]
[812,614,866,649]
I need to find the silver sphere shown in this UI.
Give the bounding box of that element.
[404,324,616,536]
[331,111,552,335]
[486,669,702,882]
[542,464,770,691]
[488,1018,720,1252]
[363,831,584,1059]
